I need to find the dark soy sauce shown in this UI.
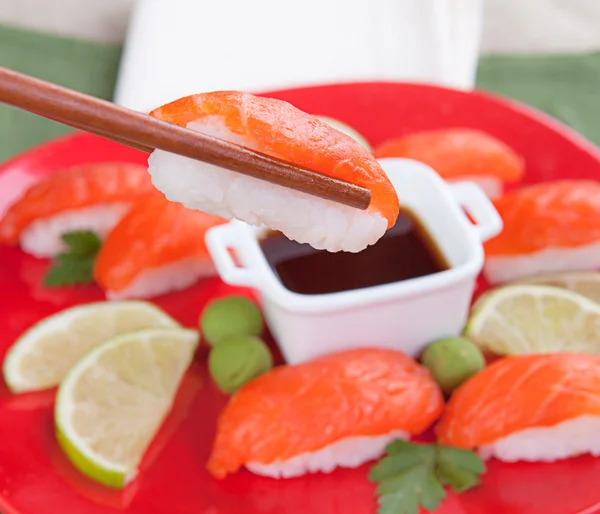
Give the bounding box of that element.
[259,209,450,295]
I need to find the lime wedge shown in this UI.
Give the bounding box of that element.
[515,271,600,304]
[465,284,600,355]
[3,301,179,393]
[315,116,372,151]
[55,327,199,488]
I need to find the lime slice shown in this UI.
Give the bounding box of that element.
[515,271,600,304]
[55,327,199,488]
[3,301,179,393]
[465,284,600,355]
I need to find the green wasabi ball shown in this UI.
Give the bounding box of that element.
[200,296,263,346]
[421,336,486,395]
[208,335,274,394]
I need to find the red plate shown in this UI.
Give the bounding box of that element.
[1,82,600,514]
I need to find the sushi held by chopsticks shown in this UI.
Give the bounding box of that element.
[148,91,400,253]
[0,67,400,254]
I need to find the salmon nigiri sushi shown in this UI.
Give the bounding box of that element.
[147,91,399,253]
[0,163,154,258]
[373,128,525,198]
[484,180,600,284]
[437,353,600,463]
[94,192,227,299]
[207,348,444,479]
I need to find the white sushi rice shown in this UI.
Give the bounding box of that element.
[484,242,600,284]
[478,415,600,462]
[20,203,130,258]
[246,430,408,479]
[449,176,503,199]
[147,117,387,253]
[105,258,216,300]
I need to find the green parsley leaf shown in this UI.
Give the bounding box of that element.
[370,440,486,514]
[375,468,421,514]
[43,231,102,287]
[60,231,102,257]
[435,445,486,493]
[370,441,435,483]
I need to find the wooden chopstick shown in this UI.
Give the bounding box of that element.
[0,66,371,211]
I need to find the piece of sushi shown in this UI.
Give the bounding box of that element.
[436,353,600,463]
[483,180,600,284]
[373,128,525,198]
[206,348,444,479]
[0,162,154,258]
[147,91,399,253]
[93,192,227,299]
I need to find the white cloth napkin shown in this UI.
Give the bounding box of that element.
[114,0,483,111]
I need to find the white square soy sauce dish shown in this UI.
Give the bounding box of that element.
[206,158,503,365]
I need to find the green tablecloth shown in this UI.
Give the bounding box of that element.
[477,53,600,146]
[0,25,121,161]
[1,23,600,162]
